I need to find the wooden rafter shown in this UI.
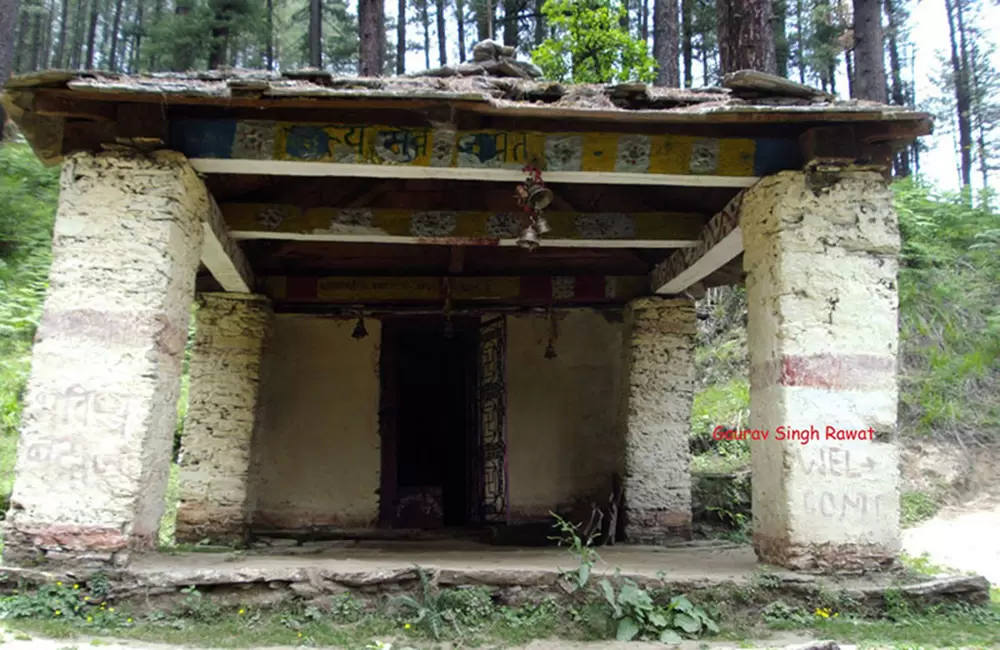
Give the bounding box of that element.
[220,203,707,248]
[650,190,746,294]
[201,197,255,293]
[262,275,649,304]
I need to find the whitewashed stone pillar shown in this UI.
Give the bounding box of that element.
[742,170,901,572]
[620,297,695,543]
[176,293,271,544]
[3,151,206,566]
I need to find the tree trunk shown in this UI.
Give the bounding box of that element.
[359,0,385,75]
[773,0,787,77]
[108,0,124,70]
[717,0,776,74]
[681,0,692,86]
[944,0,972,187]
[845,48,855,98]
[653,0,679,86]
[420,0,430,69]
[436,0,447,64]
[0,0,19,137]
[309,0,322,68]
[531,0,543,47]
[456,0,467,60]
[397,0,406,72]
[502,0,517,48]
[883,0,909,176]
[475,0,492,41]
[13,6,29,73]
[85,0,99,68]
[54,0,69,67]
[266,0,274,70]
[27,10,41,72]
[701,41,709,85]
[851,0,886,101]
[794,0,804,82]
[641,0,648,45]
[208,5,231,70]
[148,0,163,69]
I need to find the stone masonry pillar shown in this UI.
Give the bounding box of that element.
[175,293,271,544]
[620,297,695,543]
[3,151,206,566]
[742,170,901,572]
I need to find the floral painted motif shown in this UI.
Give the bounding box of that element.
[544,135,583,171]
[614,135,651,173]
[486,213,522,238]
[411,212,458,237]
[232,121,276,160]
[690,139,720,174]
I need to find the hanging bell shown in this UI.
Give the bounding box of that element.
[544,340,557,359]
[517,225,540,250]
[351,315,368,339]
[525,184,554,211]
[535,216,551,234]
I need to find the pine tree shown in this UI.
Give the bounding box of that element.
[717,0,776,74]
[652,0,679,86]
[358,0,385,75]
[852,0,887,101]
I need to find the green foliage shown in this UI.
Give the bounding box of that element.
[549,511,600,592]
[388,566,459,640]
[598,579,718,643]
[175,586,222,623]
[760,600,812,628]
[0,580,131,630]
[899,490,941,528]
[894,179,1000,441]
[0,144,58,509]
[530,0,656,84]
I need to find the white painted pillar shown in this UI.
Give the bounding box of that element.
[3,151,206,566]
[742,170,901,572]
[620,297,695,543]
[176,293,271,544]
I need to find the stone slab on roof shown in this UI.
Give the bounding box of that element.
[4,67,930,125]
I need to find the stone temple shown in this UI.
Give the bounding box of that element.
[1,59,929,575]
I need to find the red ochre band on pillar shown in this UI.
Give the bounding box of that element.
[750,354,896,390]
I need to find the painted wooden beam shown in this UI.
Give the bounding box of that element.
[261,275,649,304]
[220,203,706,248]
[201,197,255,293]
[170,119,802,185]
[651,190,745,294]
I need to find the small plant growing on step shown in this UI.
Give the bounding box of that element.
[549,511,600,591]
[389,565,459,641]
[599,578,719,643]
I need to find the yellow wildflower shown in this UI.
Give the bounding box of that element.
[73,584,80,590]
[109,607,115,612]
[54,610,61,616]
[84,596,90,601]
[814,608,830,618]
[297,632,303,638]
[238,608,246,615]
[127,618,133,623]
[404,623,411,630]
[56,582,63,587]
[87,616,93,623]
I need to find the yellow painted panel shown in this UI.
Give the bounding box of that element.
[649,135,695,175]
[717,138,757,176]
[581,133,620,172]
[449,277,521,300]
[450,211,493,238]
[317,277,442,301]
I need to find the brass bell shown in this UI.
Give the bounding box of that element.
[351,315,368,339]
[517,225,540,250]
[525,184,553,211]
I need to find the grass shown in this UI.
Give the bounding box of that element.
[900,490,942,528]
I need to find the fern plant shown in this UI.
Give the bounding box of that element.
[389,565,459,641]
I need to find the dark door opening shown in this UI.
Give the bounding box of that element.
[379,317,479,529]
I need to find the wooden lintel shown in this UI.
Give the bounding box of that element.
[651,190,746,294]
[219,203,707,248]
[116,102,167,145]
[173,118,794,182]
[201,197,255,293]
[261,275,650,304]
[32,93,118,122]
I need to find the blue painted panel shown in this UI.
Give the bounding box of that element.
[169,120,237,159]
[753,138,802,176]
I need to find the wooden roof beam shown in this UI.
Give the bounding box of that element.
[650,190,745,295]
[219,204,708,248]
[201,196,255,293]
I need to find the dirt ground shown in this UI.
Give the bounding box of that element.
[900,441,1000,586]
